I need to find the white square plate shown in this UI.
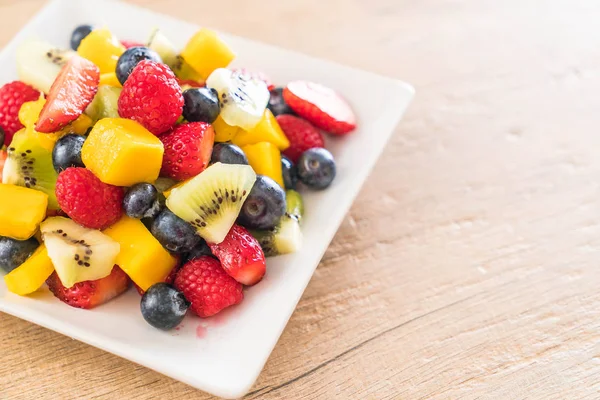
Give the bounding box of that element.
[0,0,414,397]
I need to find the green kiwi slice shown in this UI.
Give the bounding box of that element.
[16,38,74,93]
[85,85,122,122]
[147,28,179,70]
[41,217,120,288]
[2,128,59,209]
[252,190,304,257]
[166,162,257,244]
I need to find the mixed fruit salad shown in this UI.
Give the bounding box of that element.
[0,24,356,331]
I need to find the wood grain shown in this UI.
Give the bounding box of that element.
[2,0,600,398]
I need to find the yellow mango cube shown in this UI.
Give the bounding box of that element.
[4,245,54,296]
[181,29,235,79]
[18,97,44,128]
[77,28,125,74]
[104,217,178,291]
[213,115,242,143]
[68,114,94,135]
[233,109,290,151]
[82,118,164,186]
[0,184,48,240]
[99,72,122,87]
[242,142,284,187]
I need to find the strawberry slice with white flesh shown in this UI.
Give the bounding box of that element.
[35,55,99,133]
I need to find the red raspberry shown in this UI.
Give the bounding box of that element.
[55,167,124,230]
[46,266,130,309]
[174,256,243,318]
[276,114,325,163]
[159,122,215,181]
[0,81,40,146]
[118,60,183,135]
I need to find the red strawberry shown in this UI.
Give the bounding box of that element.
[46,266,130,309]
[276,114,325,163]
[36,55,99,133]
[0,150,6,177]
[283,81,356,135]
[55,167,124,230]
[174,256,243,317]
[208,224,266,286]
[134,265,180,295]
[120,40,144,49]
[232,68,274,91]
[159,122,215,181]
[0,81,40,145]
[118,60,183,135]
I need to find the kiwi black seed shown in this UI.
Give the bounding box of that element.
[186,187,247,230]
[47,229,94,268]
[46,48,71,66]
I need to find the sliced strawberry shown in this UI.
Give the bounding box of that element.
[46,266,130,309]
[283,81,356,135]
[36,55,100,133]
[208,224,266,286]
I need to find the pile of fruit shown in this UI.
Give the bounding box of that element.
[0,24,356,331]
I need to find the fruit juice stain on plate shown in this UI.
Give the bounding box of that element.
[196,324,207,338]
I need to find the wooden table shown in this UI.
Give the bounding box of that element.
[2,0,600,398]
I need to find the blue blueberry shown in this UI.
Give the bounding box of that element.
[268,87,295,116]
[211,143,248,165]
[141,283,189,331]
[182,88,220,124]
[281,155,298,190]
[297,148,336,190]
[183,239,214,263]
[151,209,201,253]
[238,175,286,230]
[52,134,86,173]
[0,236,39,273]
[123,183,162,219]
[116,46,162,85]
[70,24,93,51]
